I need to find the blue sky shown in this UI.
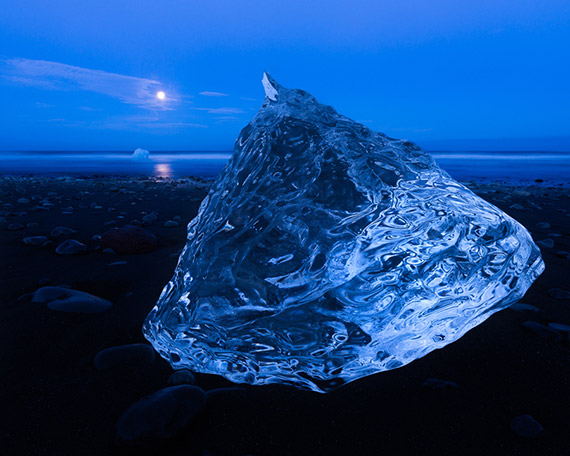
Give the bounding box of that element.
[0,0,569,151]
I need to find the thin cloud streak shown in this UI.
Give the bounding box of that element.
[194,107,245,114]
[199,91,229,97]
[0,58,173,110]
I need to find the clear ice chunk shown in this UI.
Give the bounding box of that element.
[143,73,544,392]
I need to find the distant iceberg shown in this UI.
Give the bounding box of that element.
[131,148,150,162]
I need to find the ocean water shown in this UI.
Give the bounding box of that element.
[0,150,569,184]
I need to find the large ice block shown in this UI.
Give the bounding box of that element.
[143,73,544,392]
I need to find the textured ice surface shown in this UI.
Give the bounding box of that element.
[144,74,544,392]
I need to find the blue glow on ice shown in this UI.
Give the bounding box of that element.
[144,74,544,392]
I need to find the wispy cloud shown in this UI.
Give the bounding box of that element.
[199,91,228,97]
[0,58,173,110]
[194,107,245,114]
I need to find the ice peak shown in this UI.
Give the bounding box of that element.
[262,72,279,101]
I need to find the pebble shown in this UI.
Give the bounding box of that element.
[26,222,39,228]
[422,379,459,390]
[535,222,550,229]
[554,251,569,259]
[548,323,570,333]
[168,369,196,386]
[142,213,158,226]
[164,220,179,228]
[32,286,112,313]
[509,303,540,312]
[50,226,78,237]
[102,248,117,254]
[116,385,207,440]
[38,277,52,285]
[101,224,158,254]
[522,321,562,341]
[509,203,524,210]
[56,239,88,255]
[93,344,155,371]
[536,239,554,249]
[108,261,127,266]
[510,414,543,438]
[206,387,247,401]
[22,236,49,246]
[549,288,570,299]
[17,198,30,204]
[7,223,24,231]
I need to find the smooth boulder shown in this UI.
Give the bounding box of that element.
[116,385,206,440]
[32,286,112,313]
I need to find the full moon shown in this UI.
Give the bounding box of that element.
[156,91,166,100]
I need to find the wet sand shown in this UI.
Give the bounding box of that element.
[1,176,570,455]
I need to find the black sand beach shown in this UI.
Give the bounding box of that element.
[2,176,570,455]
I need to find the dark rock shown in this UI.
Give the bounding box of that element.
[32,286,112,313]
[22,236,49,246]
[168,369,196,386]
[535,221,550,229]
[7,223,24,231]
[510,414,543,437]
[94,344,155,371]
[549,288,570,299]
[116,385,207,441]
[164,220,179,228]
[536,239,554,249]
[509,303,540,312]
[50,226,78,237]
[422,379,459,390]
[548,322,570,333]
[101,224,157,254]
[522,321,562,341]
[56,239,87,255]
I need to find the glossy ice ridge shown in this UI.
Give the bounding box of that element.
[143,73,544,392]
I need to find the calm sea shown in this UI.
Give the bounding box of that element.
[1,151,569,184]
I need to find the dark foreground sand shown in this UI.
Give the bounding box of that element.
[1,176,569,456]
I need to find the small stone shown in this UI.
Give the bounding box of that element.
[510,414,543,438]
[554,251,569,259]
[116,385,207,440]
[535,222,550,229]
[164,220,179,228]
[509,203,524,210]
[168,369,196,386]
[7,223,24,231]
[104,220,117,227]
[522,321,562,341]
[108,261,127,266]
[94,344,155,370]
[102,248,117,255]
[548,323,570,333]
[422,379,459,390]
[509,303,540,312]
[92,234,102,242]
[549,288,570,299]
[536,239,554,249]
[50,226,78,237]
[22,236,49,246]
[32,287,112,313]
[101,224,158,254]
[38,277,52,285]
[173,215,182,222]
[17,198,30,204]
[56,239,88,255]
[26,222,39,228]
[142,213,158,225]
